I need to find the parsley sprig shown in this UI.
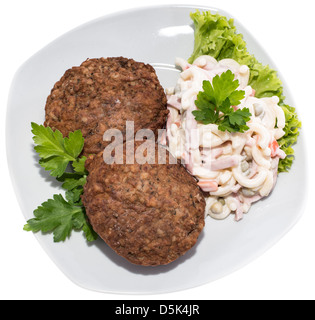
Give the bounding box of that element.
[24,123,97,242]
[192,70,252,132]
[31,123,86,177]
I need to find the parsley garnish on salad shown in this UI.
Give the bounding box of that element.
[188,10,301,172]
[23,123,97,242]
[192,70,251,133]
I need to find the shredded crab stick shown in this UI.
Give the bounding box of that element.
[210,155,239,171]
[269,139,279,157]
[269,139,285,159]
[197,180,219,192]
[166,56,287,221]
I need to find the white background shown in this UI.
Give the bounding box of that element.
[1,0,314,300]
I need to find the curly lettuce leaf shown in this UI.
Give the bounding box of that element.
[188,10,301,172]
[277,104,302,172]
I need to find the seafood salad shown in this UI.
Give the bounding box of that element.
[165,56,287,221]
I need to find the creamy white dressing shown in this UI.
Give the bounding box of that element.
[165,56,286,221]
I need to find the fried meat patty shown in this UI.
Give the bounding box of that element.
[44,57,168,156]
[81,143,205,266]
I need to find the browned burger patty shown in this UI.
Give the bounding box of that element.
[44,57,168,156]
[81,143,205,266]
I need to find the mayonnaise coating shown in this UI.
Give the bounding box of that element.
[165,56,286,221]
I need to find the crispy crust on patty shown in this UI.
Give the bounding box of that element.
[81,143,205,266]
[44,57,168,156]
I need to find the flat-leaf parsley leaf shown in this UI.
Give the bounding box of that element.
[24,123,97,242]
[31,122,85,177]
[24,194,88,242]
[192,70,251,132]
